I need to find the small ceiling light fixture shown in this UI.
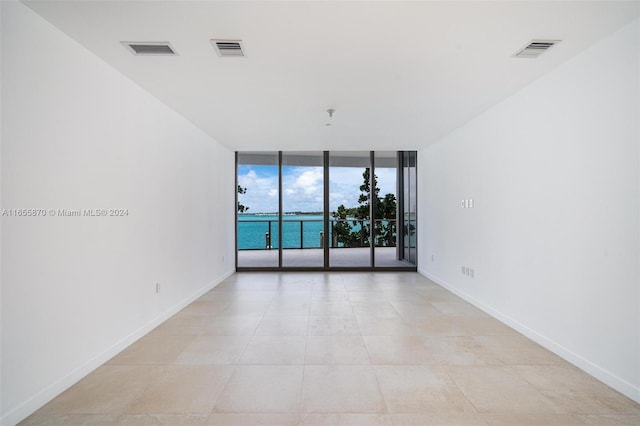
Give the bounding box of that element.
[325,108,335,126]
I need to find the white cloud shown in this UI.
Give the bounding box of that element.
[282,167,324,212]
[375,167,397,197]
[328,167,396,212]
[239,165,396,213]
[238,168,279,213]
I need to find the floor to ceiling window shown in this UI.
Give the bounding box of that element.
[281,152,324,268]
[374,151,400,267]
[328,151,372,268]
[236,152,279,268]
[400,151,417,265]
[236,151,417,271]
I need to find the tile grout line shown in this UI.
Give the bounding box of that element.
[348,281,393,419]
[205,289,248,417]
[297,279,315,422]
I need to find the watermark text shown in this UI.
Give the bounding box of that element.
[2,208,129,217]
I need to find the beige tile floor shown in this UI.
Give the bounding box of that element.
[22,272,640,426]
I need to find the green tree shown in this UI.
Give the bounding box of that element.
[331,204,359,247]
[376,192,397,247]
[237,185,249,213]
[331,168,397,247]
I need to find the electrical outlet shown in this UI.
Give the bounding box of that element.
[461,266,475,278]
[461,199,475,209]
[156,282,160,294]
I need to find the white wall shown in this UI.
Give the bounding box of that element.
[419,19,640,402]
[0,2,235,424]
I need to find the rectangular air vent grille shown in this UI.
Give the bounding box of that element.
[211,39,245,57]
[123,42,176,56]
[514,39,560,58]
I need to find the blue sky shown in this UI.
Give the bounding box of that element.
[238,165,396,213]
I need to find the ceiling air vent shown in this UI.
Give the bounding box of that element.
[211,39,245,57]
[123,42,177,56]
[514,39,560,58]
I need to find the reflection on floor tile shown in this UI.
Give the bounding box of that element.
[209,413,299,425]
[580,414,640,425]
[480,413,587,426]
[299,413,393,425]
[512,365,640,415]
[38,365,154,415]
[126,365,233,414]
[239,335,306,364]
[175,335,251,365]
[107,335,196,365]
[115,414,211,425]
[444,365,563,414]
[301,366,385,413]
[22,272,639,425]
[19,414,121,426]
[374,365,476,414]
[308,315,360,336]
[214,366,303,413]
[305,336,370,364]
[255,315,309,336]
[391,412,489,426]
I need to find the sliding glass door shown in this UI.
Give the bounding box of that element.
[281,152,324,267]
[236,152,279,268]
[329,151,371,268]
[236,151,416,270]
[373,151,399,267]
[400,151,417,264]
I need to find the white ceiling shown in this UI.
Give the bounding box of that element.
[24,1,639,151]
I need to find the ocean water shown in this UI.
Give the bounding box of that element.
[238,214,325,249]
[237,214,387,250]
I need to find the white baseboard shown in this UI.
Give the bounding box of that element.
[2,269,235,426]
[417,268,640,404]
